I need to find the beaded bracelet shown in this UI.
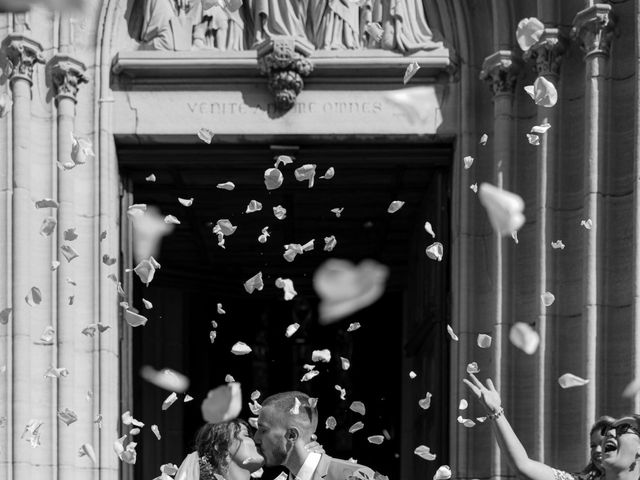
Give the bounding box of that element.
[488,407,504,421]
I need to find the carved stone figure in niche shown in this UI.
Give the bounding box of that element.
[193,1,245,50]
[249,0,311,47]
[383,0,442,52]
[139,0,202,50]
[309,0,361,50]
[360,0,383,48]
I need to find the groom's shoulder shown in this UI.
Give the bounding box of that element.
[322,455,380,480]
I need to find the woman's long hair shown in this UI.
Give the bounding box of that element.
[579,415,616,480]
[195,419,252,476]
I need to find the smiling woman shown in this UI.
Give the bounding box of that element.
[599,416,640,480]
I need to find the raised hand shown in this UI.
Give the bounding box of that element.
[463,373,503,415]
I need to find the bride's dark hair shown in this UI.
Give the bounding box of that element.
[195,419,252,476]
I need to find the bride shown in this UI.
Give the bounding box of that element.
[175,419,264,480]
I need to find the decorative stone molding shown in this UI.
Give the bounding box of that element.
[571,3,615,58]
[524,28,567,79]
[50,55,88,103]
[2,33,44,85]
[480,50,522,96]
[256,36,314,112]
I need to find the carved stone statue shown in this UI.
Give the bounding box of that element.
[193,2,245,50]
[360,0,383,49]
[139,0,202,50]
[309,0,360,50]
[250,0,311,47]
[384,0,442,52]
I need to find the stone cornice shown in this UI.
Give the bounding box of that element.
[2,33,44,85]
[480,50,522,96]
[571,3,615,59]
[523,28,567,79]
[111,48,453,84]
[49,54,88,103]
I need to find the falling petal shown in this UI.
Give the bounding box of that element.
[480,134,488,146]
[558,373,589,389]
[312,349,331,363]
[368,435,384,445]
[184,394,194,402]
[387,200,404,213]
[477,334,492,349]
[246,200,262,213]
[409,371,417,379]
[142,299,153,309]
[414,445,436,461]
[418,393,432,410]
[347,322,361,332]
[325,416,337,430]
[134,259,157,286]
[458,399,468,410]
[457,416,476,428]
[524,76,558,108]
[274,155,294,168]
[51,261,60,271]
[162,392,178,411]
[470,183,478,193]
[214,219,237,236]
[35,198,59,209]
[324,235,337,252]
[301,370,319,382]
[551,240,565,249]
[57,408,78,426]
[258,226,270,244]
[78,443,97,464]
[446,324,458,341]
[273,206,287,220]
[197,128,214,144]
[145,174,156,182]
[244,272,264,294]
[178,197,194,207]
[622,378,640,399]
[403,61,421,84]
[285,323,300,338]
[348,421,364,433]
[264,168,284,190]
[466,362,479,374]
[463,156,474,169]
[40,217,57,236]
[331,207,344,218]
[314,259,389,324]
[140,366,189,393]
[527,133,540,146]
[350,401,366,415]
[424,222,435,238]
[531,122,551,134]
[36,326,55,345]
[275,278,297,301]
[541,292,555,307]
[478,183,526,236]
[102,254,117,266]
[164,215,180,225]
[124,309,148,327]
[294,164,317,188]
[335,385,346,400]
[64,228,78,241]
[70,134,94,165]
[225,374,235,383]
[200,382,242,423]
[516,17,544,51]
[60,245,79,262]
[0,93,13,118]
[289,397,301,415]
[434,465,452,480]
[581,219,593,230]
[509,322,540,354]
[231,342,252,355]
[217,182,235,191]
[25,287,42,306]
[340,357,350,370]
[426,242,443,261]
[320,167,335,180]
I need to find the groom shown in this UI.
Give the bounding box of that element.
[254,391,380,480]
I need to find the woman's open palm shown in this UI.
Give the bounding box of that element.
[463,373,503,414]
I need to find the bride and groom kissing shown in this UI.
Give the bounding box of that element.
[175,391,384,480]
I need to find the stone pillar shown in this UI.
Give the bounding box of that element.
[571,2,614,427]
[50,55,89,478]
[523,27,566,463]
[479,50,521,477]
[2,33,46,478]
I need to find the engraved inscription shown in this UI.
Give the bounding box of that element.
[187,100,384,116]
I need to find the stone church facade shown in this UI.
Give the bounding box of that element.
[0,0,638,479]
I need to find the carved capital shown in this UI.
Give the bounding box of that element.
[50,55,88,103]
[571,4,615,58]
[256,36,314,112]
[523,28,567,79]
[480,50,522,97]
[2,34,44,85]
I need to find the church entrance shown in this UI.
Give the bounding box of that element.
[118,141,452,480]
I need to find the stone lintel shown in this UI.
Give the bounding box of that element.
[2,33,44,85]
[111,48,453,83]
[49,54,88,103]
[480,50,522,96]
[523,28,567,79]
[571,3,615,58]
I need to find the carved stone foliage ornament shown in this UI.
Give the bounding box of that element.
[257,37,314,112]
[571,3,615,58]
[50,55,88,103]
[480,50,522,97]
[2,34,44,84]
[523,28,567,79]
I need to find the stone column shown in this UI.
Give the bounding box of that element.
[2,33,46,478]
[480,50,521,477]
[50,55,88,477]
[571,2,614,427]
[523,27,565,462]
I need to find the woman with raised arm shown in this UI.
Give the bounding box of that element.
[463,373,614,480]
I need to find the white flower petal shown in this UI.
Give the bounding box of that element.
[244,272,264,294]
[414,445,436,461]
[178,197,194,207]
[197,128,214,144]
[201,382,242,422]
[216,181,235,191]
[426,242,443,261]
[403,61,421,84]
[231,342,252,355]
[541,291,555,307]
[478,183,526,236]
[387,200,405,213]
[139,366,189,393]
[509,322,540,355]
[558,373,589,389]
[477,334,492,349]
[516,17,544,51]
[418,393,432,410]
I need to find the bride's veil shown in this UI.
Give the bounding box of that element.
[175,451,200,480]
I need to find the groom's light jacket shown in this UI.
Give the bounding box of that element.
[310,453,381,480]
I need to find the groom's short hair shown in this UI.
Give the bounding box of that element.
[262,391,318,435]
